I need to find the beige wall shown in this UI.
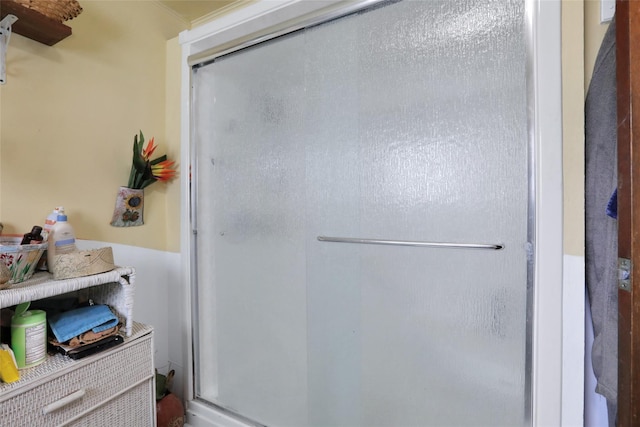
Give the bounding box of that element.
[0,1,186,252]
[165,37,182,252]
[563,0,586,257]
[585,0,611,92]
[563,0,612,257]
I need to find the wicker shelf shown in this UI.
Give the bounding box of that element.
[0,0,72,46]
[0,266,136,337]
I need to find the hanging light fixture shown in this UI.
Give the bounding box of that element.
[0,14,18,85]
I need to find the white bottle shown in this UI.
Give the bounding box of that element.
[43,206,64,240]
[38,206,64,271]
[47,213,77,272]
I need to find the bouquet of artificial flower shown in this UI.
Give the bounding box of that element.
[127,131,177,189]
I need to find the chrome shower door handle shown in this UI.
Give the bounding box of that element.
[316,236,504,250]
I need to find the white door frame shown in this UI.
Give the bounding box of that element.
[178,1,569,425]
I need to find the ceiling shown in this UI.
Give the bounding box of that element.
[158,0,238,24]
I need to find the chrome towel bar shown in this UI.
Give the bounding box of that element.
[317,236,504,250]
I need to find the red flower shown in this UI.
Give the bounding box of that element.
[142,137,157,161]
[152,160,177,182]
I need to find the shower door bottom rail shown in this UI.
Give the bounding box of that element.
[317,236,504,250]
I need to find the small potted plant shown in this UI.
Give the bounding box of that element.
[156,369,185,427]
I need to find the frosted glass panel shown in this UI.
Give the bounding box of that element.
[192,0,529,426]
[193,31,309,427]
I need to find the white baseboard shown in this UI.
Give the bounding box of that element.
[186,400,260,427]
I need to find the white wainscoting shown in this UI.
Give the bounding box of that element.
[562,254,585,426]
[76,240,185,398]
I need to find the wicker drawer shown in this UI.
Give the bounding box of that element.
[67,380,155,427]
[0,323,153,427]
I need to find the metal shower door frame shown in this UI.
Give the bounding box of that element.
[178,1,565,425]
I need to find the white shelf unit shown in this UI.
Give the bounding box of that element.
[0,267,156,427]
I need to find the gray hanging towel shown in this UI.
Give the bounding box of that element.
[585,16,618,427]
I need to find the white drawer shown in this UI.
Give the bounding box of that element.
[0,323,153,427]
[67,380,155,427]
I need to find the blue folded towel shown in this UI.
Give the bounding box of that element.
[48,304,119,343]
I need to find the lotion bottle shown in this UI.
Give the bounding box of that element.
[47,213,77,272]
[43,206,63,240]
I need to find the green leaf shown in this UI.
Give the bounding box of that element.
[132,139,146,171]
[139,178,157,189]
[150,155,167,166]
[128,132,148,188]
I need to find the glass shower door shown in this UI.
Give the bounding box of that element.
[192,0,531,426]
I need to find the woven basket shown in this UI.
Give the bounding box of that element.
[8,0,83,22]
